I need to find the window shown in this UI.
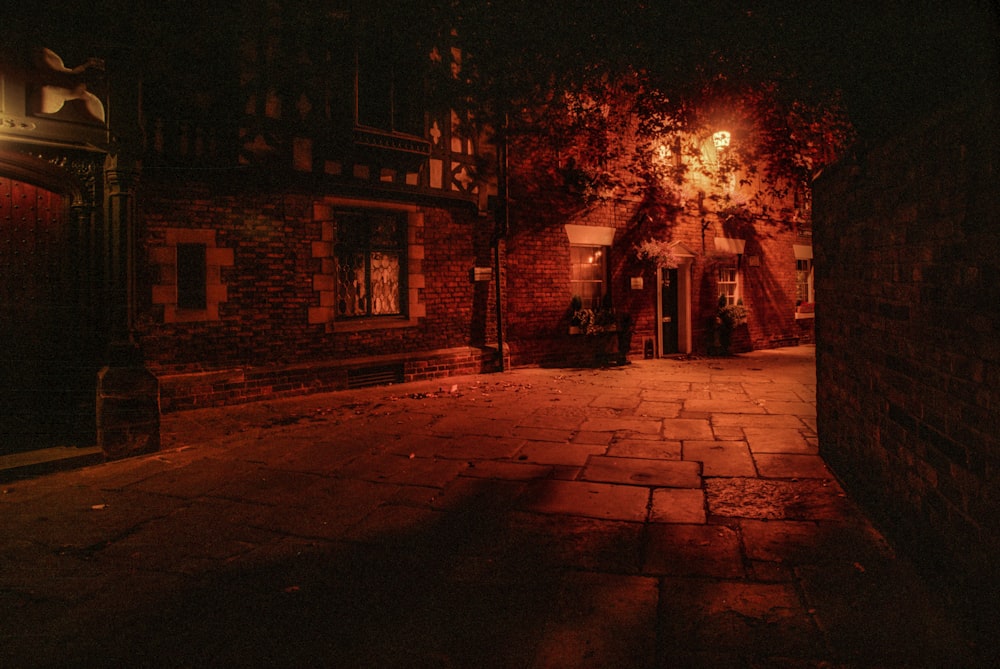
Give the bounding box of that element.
[176,243,207,310]
[796,258,815,314]
[335,211,406,318]
[356,26,424,136]
[718,265,739,306]
[570,245,608,309]
[793,244,814,316]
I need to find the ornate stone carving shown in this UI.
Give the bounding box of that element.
[0,116,37,131]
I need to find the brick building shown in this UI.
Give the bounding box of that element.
[503,110,817,367]
[1,4,502,458]
[814,85,999,629]
[3,4,820,460]
[132,6,506,414]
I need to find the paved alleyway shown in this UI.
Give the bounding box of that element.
[0,346,991,667]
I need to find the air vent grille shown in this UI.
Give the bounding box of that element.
[347,364,404,389]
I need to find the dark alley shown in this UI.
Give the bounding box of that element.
[0,347,990,667]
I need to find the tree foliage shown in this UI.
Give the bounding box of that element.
[425,1,859,218]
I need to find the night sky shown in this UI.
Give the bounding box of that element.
[3,1,998,144]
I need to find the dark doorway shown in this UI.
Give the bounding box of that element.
[1,176,97,455]
[660,268,678,355]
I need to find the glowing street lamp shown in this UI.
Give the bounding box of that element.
[712,130,731,150]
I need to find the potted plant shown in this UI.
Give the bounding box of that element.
[569,295,590,335]
[711,295,748,355]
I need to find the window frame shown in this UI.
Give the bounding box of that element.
[334,209,408,321]
[717,264,740,306]
[793,244,815,319]
[355,25,425,137]
[569,244,610,310]
[795,257,815,318]
[176,242,208,311]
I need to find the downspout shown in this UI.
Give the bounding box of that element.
[494,114,509,372]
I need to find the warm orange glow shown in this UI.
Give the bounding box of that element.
[712,130,731,149]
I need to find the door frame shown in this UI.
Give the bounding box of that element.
[656,242,695,356]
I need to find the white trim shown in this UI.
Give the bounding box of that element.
[714,237,745,255]
[669,241,697,258]
[565,224,615,246]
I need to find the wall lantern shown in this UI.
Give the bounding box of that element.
[712,130,731,150]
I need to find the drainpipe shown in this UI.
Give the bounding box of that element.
[494,114,510,372]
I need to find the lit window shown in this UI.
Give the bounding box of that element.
[718,265,739,306]
[570,245,608,309]
[335,211,406,318]
[796,258,815,313]
[793,244,815,316]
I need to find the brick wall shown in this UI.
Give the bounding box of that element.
[137,179,501,409]
[813,88,999,622]
[505,197,814,365]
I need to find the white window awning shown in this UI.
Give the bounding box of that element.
[565,224,615,246]
[714,237,746,255]
[793,244,813,260]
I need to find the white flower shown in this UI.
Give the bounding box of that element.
[636,239,679,269]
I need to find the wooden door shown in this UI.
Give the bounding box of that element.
[1,176,94,454]
[660,268,679,355]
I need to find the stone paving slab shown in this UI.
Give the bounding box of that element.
[578,416,663,434]
[510,426,576,442]
[581,455,701,488]
[743,426,815,453]
[0,346,992,668]
[530,571,659,669]
[643,523,744,578]
[431,414,520,438]
[661,417,714,440]
[711,413,809,429]
[649,487,706,523]
[519,479,650,521]
[658,578,825,661]
[634,400,682,418]
[705,477,852,521]
[501,511,645,573]
[515,441,607,466]
[605,438,681,459]
[682,440,757,477]
[587,392,643,410]
[755,452,833,479]
[459,459,554,480]
[388,434,525,460]
[570,430,614,446]
[762,400,817,416]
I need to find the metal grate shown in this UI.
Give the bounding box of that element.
[347,364,404,389]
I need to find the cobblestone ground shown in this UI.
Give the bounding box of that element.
[0,346,992,667]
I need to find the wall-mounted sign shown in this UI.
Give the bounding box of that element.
[630,276,644,290]
[471,266,492,282]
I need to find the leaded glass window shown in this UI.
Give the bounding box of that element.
[335,211,405,318]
